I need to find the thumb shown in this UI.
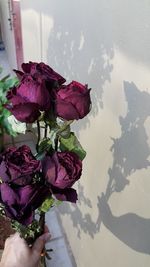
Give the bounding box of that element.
[32,233,51,255]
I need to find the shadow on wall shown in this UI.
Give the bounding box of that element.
[22,0,115,118]
[45,0,114,136]
[21,0,150,254]
[44,4,150,244]
[46,0,114,117]
[45,0,150,132]
[58,183,96,239]
[22,0,150,131]
[25,0,150,67]
[59,81,150,254]
[98,193,150,255]
[104,81,150,203]
[46,0,150,87]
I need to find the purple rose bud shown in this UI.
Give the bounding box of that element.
[55,81,91,120]
[0,145,41,186]
[42,151,82,203]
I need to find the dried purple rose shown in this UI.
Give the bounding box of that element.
[14,61,66,88]
[42,151,82,203]
[55,81,91,120]
[0,145,41,186]
[5,76,51,123]
[0,183,50,225]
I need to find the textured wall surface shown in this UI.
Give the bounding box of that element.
[20,1,150,266]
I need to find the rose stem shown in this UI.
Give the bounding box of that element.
[41,256,47,267]
[44,123,48,138]
[36,120,41,152]
[55,135,59,151]
[39,211,46,267]
[39,211,45,233]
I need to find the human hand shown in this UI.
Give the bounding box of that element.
[0,228,51,267]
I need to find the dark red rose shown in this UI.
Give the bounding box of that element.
[42,151,82,203]
[55,81,91,120]
[14,61,66,88]
[5,76,51,123]
[0,145,41,186]
[0,183,50,225]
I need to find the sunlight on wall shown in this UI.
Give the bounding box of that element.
[42,15,54,62]
[59,48,150,267]
[20,1,150,266]
[21,9,41,61]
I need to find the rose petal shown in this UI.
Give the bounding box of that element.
[42,155,57,186]
[7,102,41,123]
[55,81,91,120]
[21,61,66,86]
[0,184,19,206]
[17,76,51,110]
[2,145,41,186]
[22,62,35,73]
[37,63,66,86]
[56,99,79,120]
[13,69,24,80]
[0,157,9,182]
[52,187,78,203]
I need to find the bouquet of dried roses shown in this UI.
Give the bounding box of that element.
[0,62,91,261]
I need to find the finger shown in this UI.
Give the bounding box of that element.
[44,225,49,233]
[32,233,51,255]
[5,232,19,243]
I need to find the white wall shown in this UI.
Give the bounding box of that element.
[20,1,150,266]
[0,0,17,69]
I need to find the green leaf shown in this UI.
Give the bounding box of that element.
[0,204,5,216]
[0,108,11,125]
[0,66,2,74]
[0,110,19,136]
[0,81,4,90]
[56,120,73,137]
[38,196,56,213]
[2,117,18,137]
[11,220,41,245]
[0,74,10,83]
[7,115,26,134]
[0,76,19,106]
[38,138,52,154]
[3,77,19,91]
[1,108,10,118]
[60,132,86,160]
[35,152,46,160]
[58,125,71,138]
[0,86,7,104]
